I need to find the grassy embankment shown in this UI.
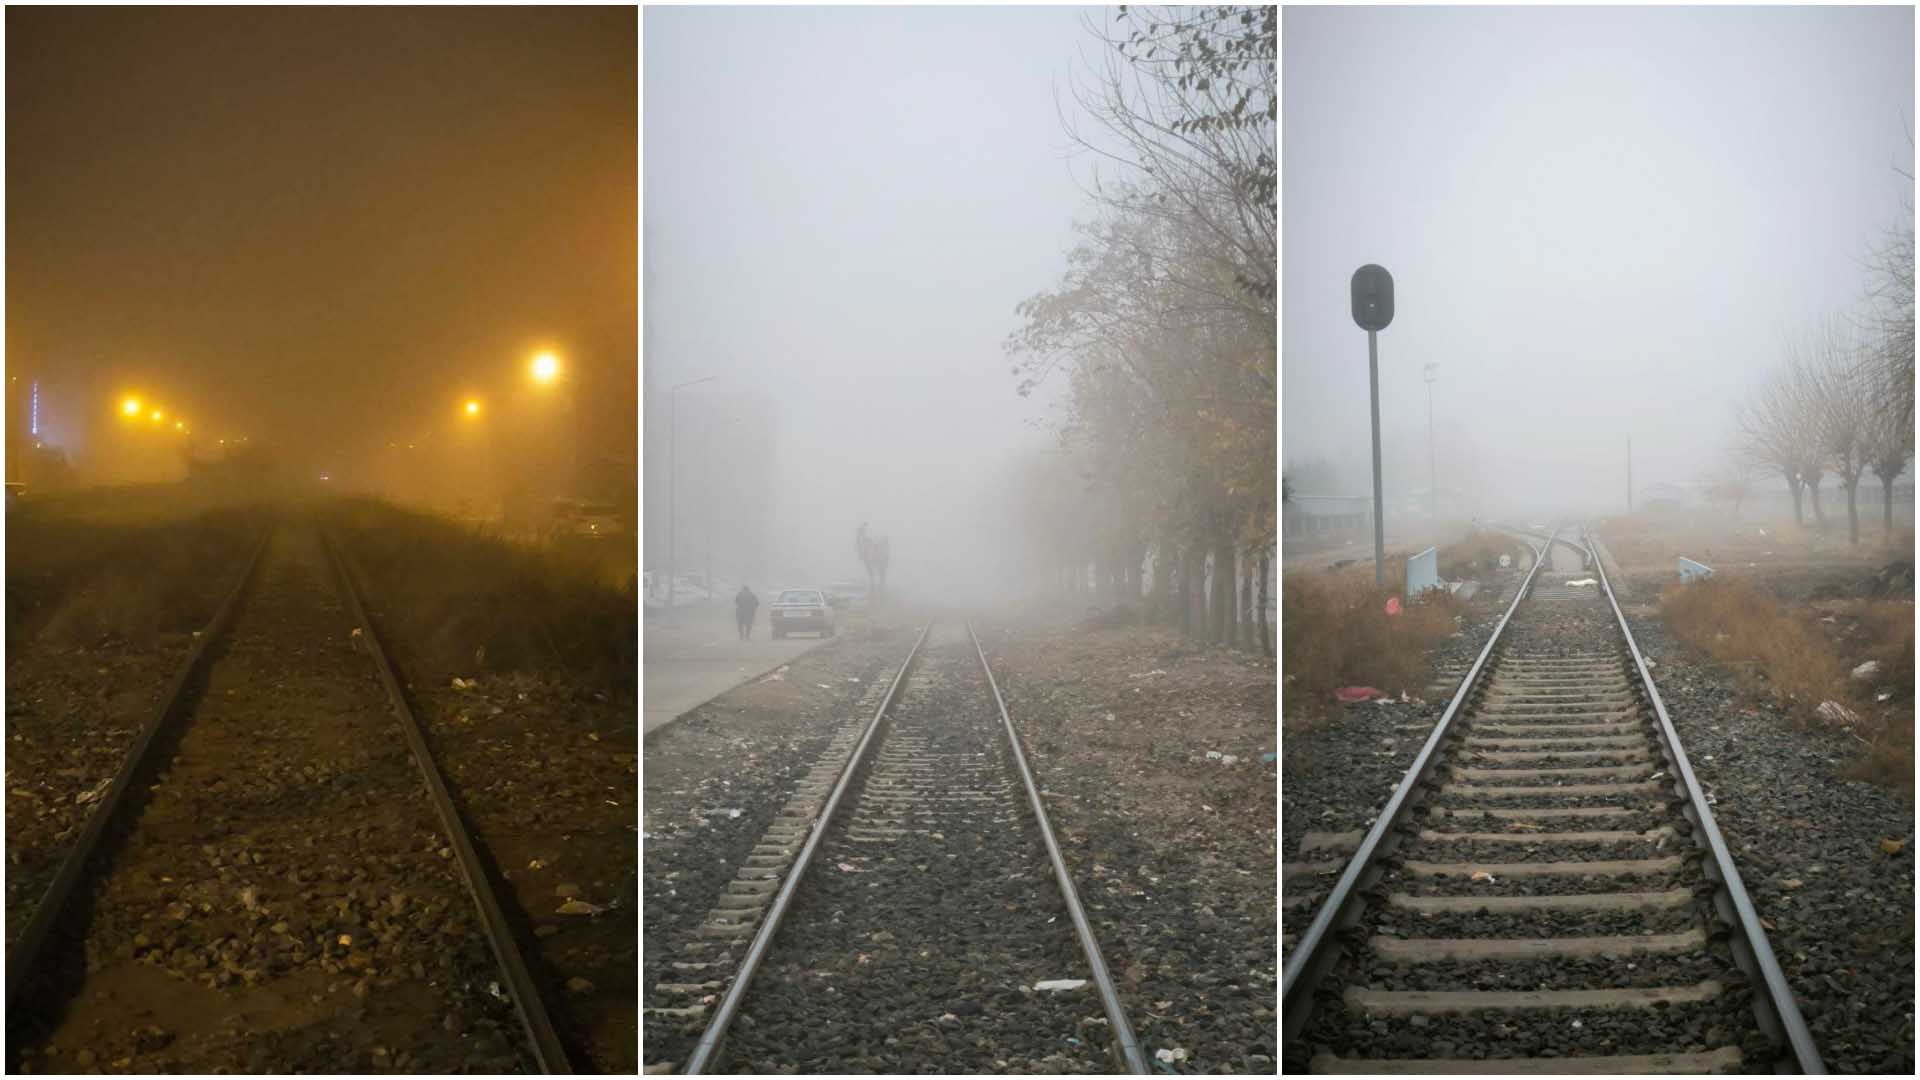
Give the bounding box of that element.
[6,488,261,649]
[1283,531,1527,723]
[331,497,636,691]
[1663,575,1913,793]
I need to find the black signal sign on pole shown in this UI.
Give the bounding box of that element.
[1351,264,1394,331]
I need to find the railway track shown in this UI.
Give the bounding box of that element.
[1283,525,1824,1074]
[5,520,574,1073]
[664,620,1146,1074]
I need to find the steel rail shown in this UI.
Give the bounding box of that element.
[966,621,1150,1074]
[1581,527,1825,1073]
[321,529,574,1073]
[683,620,936,1075]
[1487,520,1588,569]
[1281,526,1561,1046]
[5,525,273,1009]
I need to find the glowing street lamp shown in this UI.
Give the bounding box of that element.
[120,396,142,418]
[150,409,164,423]
[464,398,482,418]
[530,351,560,385]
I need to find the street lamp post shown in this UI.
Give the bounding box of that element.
[668,375,719,610]
[703,413,713,605]
[1424,363,1438,523]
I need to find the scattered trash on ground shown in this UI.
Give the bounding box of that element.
[1033,979,1087,992]
[1816,700,1860,727]
[1334,686,1389,703]
[1566,578,1598,587]
[1851,660,1882,680]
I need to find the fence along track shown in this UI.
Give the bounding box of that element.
[1282,524,1823,1073]
[682,619,1146,1074]
[4,522,574,1074]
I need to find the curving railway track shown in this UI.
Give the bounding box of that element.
[5,519,576,1073]
[1283,525,1824,1074]
[662,620,1146,1074]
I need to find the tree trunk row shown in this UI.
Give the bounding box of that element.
[1047,530,1273,655]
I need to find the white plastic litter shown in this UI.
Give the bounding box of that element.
[1851,660,1882,680]
[1034,979,1088,992]
[1155,1048,1190,1064]
[1817,700,1860,726]
[1565,578,1598,587]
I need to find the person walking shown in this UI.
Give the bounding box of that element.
[734,585,759,640]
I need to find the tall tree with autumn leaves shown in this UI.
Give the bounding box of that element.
[1005,6,1275,651]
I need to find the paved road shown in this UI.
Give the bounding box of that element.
[643,602,829,734]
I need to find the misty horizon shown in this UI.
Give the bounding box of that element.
[1283,5,1913,523]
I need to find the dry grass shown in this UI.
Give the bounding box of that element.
[332,498,636,691]
[1661,576,1847,705]
[1282,559,1461,721]
[9,498,260,649]
[1662,575,1913,794]
[1437,532,1526,581]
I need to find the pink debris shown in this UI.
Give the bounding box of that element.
[1334,686,1389,703]
[1384,597,1402,616]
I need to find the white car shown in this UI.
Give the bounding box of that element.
[769,587,836,639]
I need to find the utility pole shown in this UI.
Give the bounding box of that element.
[1627,435,1633,514]
[703,407,713,605]
[1424,363,1439,524]
[668,375,719,610]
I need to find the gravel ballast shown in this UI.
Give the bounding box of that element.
[982,612,1276,1074]
[1288,566,1767,1071]
[1620,606,1914,1074]
[13,526,528,1074]
[720,626,1113,1074]
[641,616,922,1069]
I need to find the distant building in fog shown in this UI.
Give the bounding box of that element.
[643,375,776,591]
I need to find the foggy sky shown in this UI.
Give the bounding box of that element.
[644,6,1105,593]
[7,7,635,477]
[1283,6,1913,515]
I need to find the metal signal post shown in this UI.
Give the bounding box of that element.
[1352,264,1395,587]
